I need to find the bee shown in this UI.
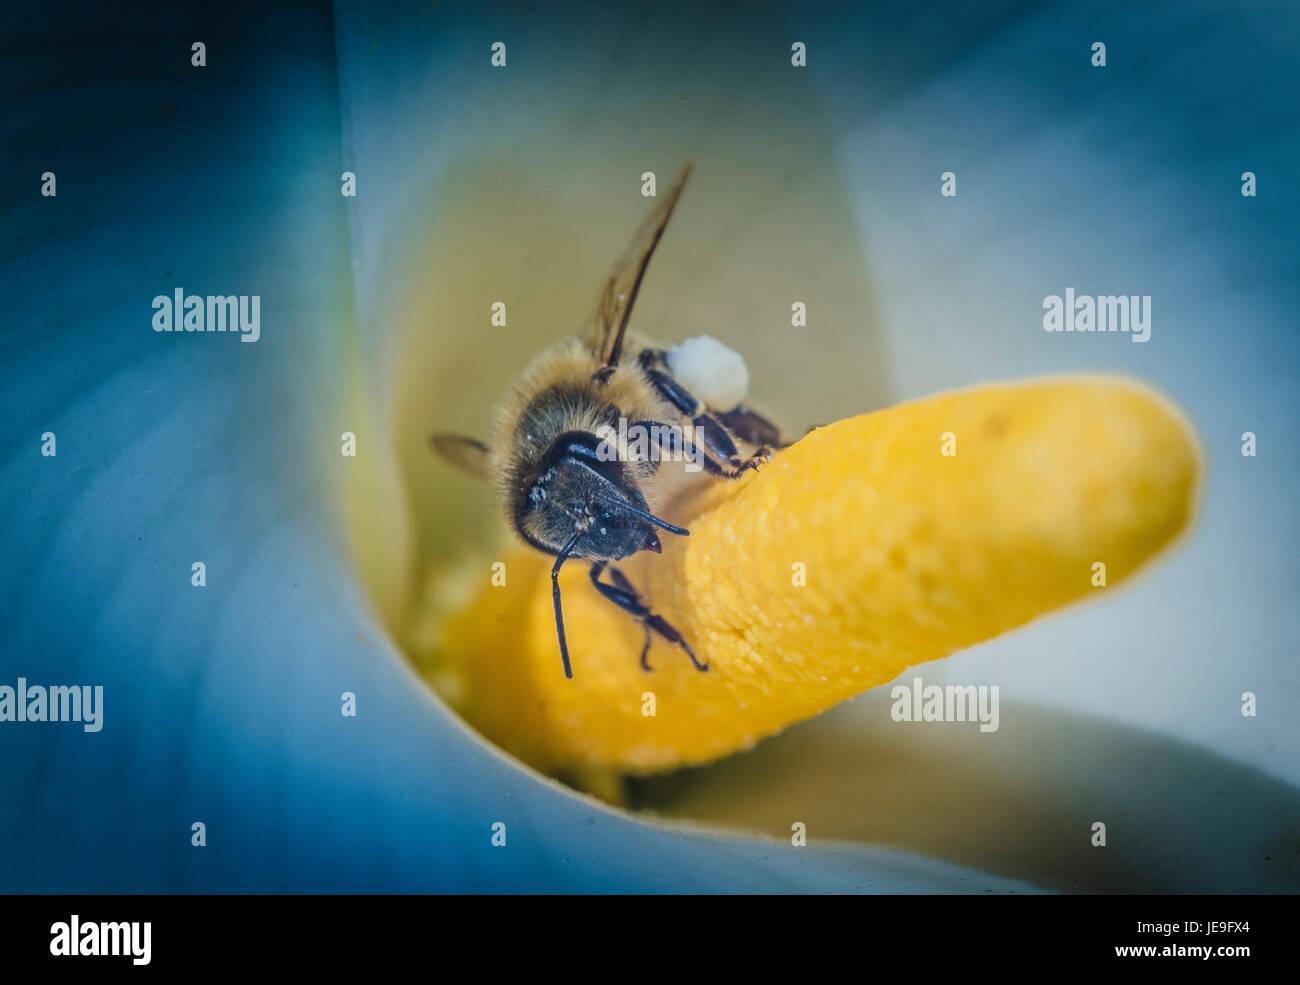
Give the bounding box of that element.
[432,164,786,678]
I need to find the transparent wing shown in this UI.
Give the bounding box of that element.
[586,163,693,369]
[430,433,491,479]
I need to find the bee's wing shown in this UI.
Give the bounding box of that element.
[586,163,693,370]
[430,433,492,479]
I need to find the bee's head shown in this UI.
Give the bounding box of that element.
[514,431,687,560]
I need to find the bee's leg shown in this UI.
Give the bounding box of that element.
[692,412,773,472]
[639,350,780,452]
[608,567,653,670]
[637,348,669,370]
[641,365,700,417]
[589,562,708,672]
[641,370,771,476]
[631,417,744,479]
[717,405,787,449]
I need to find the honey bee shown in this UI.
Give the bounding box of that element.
[432,164,785,678]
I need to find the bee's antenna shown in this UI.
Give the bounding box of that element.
[594,493,690,537]
[551,530,582,678]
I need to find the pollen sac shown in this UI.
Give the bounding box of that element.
[666,335,749,410]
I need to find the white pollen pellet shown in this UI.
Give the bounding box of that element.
[665,334,750,410]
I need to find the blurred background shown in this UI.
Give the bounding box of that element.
[1,0,1296,891]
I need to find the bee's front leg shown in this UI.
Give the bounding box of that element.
[639,361,770,476]
[607,566,653,670]
[589,562,707,672]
